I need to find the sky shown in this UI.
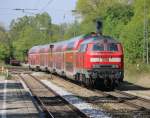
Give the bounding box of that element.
[0,0,77,29]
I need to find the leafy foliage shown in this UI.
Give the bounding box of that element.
[0,0,150,64]
[10,13,53,61]
[76,0,150,64]
[0,25,9,61]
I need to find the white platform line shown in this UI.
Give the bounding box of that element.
[19,77,45,118]
[1,79,7,118]
[41,80,110,118]
[20,79,32,95]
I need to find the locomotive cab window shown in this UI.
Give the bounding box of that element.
[108,43,118,51]
[79,44,87,52]
[66,42,74,50]
[92,44,104,51]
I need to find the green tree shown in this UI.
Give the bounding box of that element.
[10,12,52,61]
[0,25,9,61]
[76,0,150,64]
[120,0,150,63]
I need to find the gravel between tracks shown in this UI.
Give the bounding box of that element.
[8,67,150,117]
[20,74,87,118]
[32,72,138,112]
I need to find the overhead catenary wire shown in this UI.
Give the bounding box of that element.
[0,1,72,16]
[0,8,12,10]
[0,7,38,16]
[40,0,54,12]
[0,1,70,14]
[12,8,38,16]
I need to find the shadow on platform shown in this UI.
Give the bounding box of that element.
[0,83,23,89]
[0,113,40,118]
[0,82,31,101]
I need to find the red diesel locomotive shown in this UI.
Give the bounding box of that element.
[28,33,124,89]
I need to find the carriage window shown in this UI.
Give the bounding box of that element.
[108,43,118,51]
[92,44,104,51]
[79,44,87,52]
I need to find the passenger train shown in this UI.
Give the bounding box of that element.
[28,33,124,89]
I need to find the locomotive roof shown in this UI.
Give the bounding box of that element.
[57,33,103,51]
[29,33,120,53]
[81,35,119,45]
[28,45,41,54]
[39,44,50,53]
[52,35,85,52]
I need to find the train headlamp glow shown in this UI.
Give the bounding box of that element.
[90,58,100,62]
[109,58,121,62]
[90,58,103,62]
[90,57,121,62]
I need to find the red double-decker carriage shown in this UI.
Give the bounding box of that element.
[28,33,124,89]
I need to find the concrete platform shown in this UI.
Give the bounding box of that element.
[0,76,40,118]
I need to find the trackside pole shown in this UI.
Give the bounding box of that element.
[5,69,9,79]
[49,44,54,80]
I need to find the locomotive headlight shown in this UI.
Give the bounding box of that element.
[109,57,121,62]
[90,58,100,62]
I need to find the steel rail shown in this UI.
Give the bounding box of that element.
[47,73,150,111]
[115,89,150,103]
[28,74,89,118]
[19,74,55,118]
[95,90,150,111]
[48,74,150,113]
[10,67,150,117]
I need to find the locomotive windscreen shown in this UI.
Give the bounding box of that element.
[92,44,104,51]
[92,43,118,52]
[108,43,118,51]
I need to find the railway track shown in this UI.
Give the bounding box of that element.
[19,74,88,118]
[38,73,150,117]
[94,89,150,110]
[93,89,150,117]
[8,67,150,117]
[7,66,29,71]
[7,66,32,74]
[44,73,150,109]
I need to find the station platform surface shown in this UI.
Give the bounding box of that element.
[0,76,40,118]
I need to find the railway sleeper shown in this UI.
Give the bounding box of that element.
[110,110,150,118]
[124,100,148,111]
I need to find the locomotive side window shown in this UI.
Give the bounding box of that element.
[66,42,74,50]
[92,44,104,51]
[79,44,87,52]
[108,43,118,51]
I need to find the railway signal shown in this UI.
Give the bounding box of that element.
[96,20,103,35]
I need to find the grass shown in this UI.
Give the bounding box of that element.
[124,63,150,88]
